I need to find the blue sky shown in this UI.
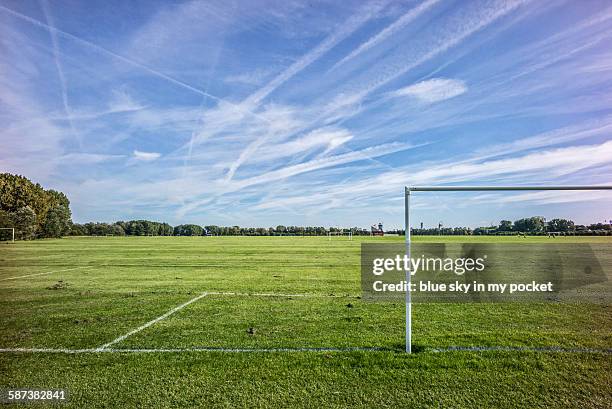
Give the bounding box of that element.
[1,0,612,228]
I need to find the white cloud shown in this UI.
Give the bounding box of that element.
[324,0,526,117]
[62,153,125,164]
[0,4,216,100]
[393,78,467,103]
[217,1,390,181]
[231,142,414,190]
[224,68,277,86]
[407,141,612,183]
[243,1,388,106]
[133,150,161,161]
[253,127,353,162]
[251,140,612,212]
[108,89,144,113]
[176,141,415,216]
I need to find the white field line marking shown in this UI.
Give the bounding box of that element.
[207,291,356,298]
[0,348,96,354]
[0,266,93,281]
[430,346,612,353]
[96,292,208,351]
[0,347,384,354]
[0,346,610,354]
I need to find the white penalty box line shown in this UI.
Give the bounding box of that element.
[95,291,355,351]
[1,286,610,355]
[0,266,94,281]
[96,292,209,351]
[207,291,357,298]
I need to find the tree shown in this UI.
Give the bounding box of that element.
[527,216,546,233]
[498,220,513,232]
[547,218,575,233]
[514,217,546,233]
[70,223,86,236]
[112,225,126,236]
[42,205,72,238]
[160,223,174,236]
[174,224,203,236]
[0,210,11,228]
[588,223,612,232]
[0,174,73,237]
[132,222,145,236]
[12,206,37,240]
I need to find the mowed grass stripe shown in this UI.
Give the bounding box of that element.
[0,266,93,281]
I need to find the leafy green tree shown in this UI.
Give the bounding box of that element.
[112,225,126,236]
[547,218,575,232]
[132,222,145,236]
[161,223,174,236]
[498,220,513,232]
[588,223,612,232]
[70,223,86,236]
[0,174,73,237]
[514,217,546,233]
[0,210,11,228]
[12,206,37,240]
[42,205,72,238]
[174,224,203,236]
[0,174,49,233]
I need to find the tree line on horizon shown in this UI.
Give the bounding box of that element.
[1,173,610,240]
[69,218,612,237]
[410,216,611,236]
[69,222,371,237]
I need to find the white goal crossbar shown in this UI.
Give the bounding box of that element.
[327,231,353,241]
[403,185,612,353]
[0,228,15,243]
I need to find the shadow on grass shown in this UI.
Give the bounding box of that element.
[388,343,427,353]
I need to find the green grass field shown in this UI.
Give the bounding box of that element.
[0,236,610,408]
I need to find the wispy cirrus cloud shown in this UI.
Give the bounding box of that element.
[331,0,442,71]
[252,127,354,162]
[252,139,612,215]
[221,1,390,181]
[392,78,467,103]
[1,0,611,226]
[132,150,161,161]
[242,0,390,107]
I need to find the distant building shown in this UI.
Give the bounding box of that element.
[371,222,384,236]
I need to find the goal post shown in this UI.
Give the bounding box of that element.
[0,228,15,243]
[327,230,353,241]
[403,185,612,353]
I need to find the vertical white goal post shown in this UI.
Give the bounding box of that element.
[0,228,15,243]
[404,185,612,353]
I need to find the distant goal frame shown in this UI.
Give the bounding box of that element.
[403,185,612,353]
[327,230,353,241]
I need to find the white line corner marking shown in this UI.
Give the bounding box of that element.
[96,292,208,351]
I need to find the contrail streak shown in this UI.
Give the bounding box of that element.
[330,0,441,71]
[0,5,238,109]
[39,0,81,149]
[226,1,390,180]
